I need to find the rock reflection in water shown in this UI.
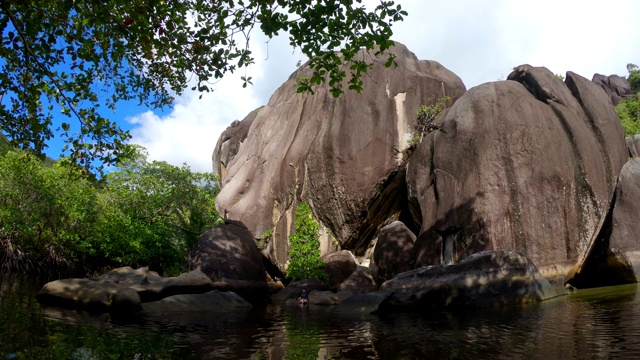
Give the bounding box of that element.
[4,275,640,359]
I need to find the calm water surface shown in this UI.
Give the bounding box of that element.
[2,273,640,359]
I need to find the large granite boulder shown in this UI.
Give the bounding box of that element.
[592,74,632,105]
[213,42,466,270]
[373,221,416,280]
[322,250,358,288]
[567,158,640,288]
[37,267,214,312]
[380,251,557,309]
[212,107,261,180]
[628,135,640,158]
[407,65,627,278]
[187,220,267,299]
[337,266,380,294]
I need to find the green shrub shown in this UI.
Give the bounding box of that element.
[409,96,451,146]
[616,93,640,136]
[0,145,221,276]
[286,202,326,282]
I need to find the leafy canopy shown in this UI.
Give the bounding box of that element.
[0,0,406,173]
[616,63,640,136]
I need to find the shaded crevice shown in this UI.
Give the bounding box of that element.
[411,194,489,268]
[565,186,637,288]
[342,165,411,256]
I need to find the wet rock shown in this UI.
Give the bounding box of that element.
[141,290,252,314]
[322,250,358,288]
[337,267,379,294]
[380,251,557,309]
[37,267,215,312]
[373,221,416,280]
[333,290,395,314]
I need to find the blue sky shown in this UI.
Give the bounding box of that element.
[37,0,640,173]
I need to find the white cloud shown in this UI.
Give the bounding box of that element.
[128,1,640,171]
[127,75,262,173]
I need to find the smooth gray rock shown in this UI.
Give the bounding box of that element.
[142,290,252,314]
[37,267,215,312]
[333,290,394,314]
[381,251,557,309]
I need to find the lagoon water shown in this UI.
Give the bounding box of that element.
[2,274,640,359]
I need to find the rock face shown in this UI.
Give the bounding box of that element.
[407,65,627,277]
[187,220,267,298]
[212,107,261,180]
[592,74,632,105]
[37,267,215,312]
[380,251,557,309]
[628,135,640,158]
[213,42,466,270]
[373,221,416,280]
[567,158,640,288]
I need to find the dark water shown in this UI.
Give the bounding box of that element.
[2,274,640,359]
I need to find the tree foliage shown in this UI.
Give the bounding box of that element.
[0,0,406,172]
[0,145,220,275]
[286,201,325,282]
[616,63,640,136]
[408,96,451,147]
[628,63,640,93]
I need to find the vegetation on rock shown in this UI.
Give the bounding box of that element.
[408,96,451,147]
[0,145,220,276]
[616,63,640,136]
[0,0,406,172]
[286,202,326,282]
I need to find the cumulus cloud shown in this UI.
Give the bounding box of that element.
[128,0,640,171]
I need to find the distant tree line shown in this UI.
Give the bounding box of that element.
[616,63,640,136]
[0,143,221,277]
